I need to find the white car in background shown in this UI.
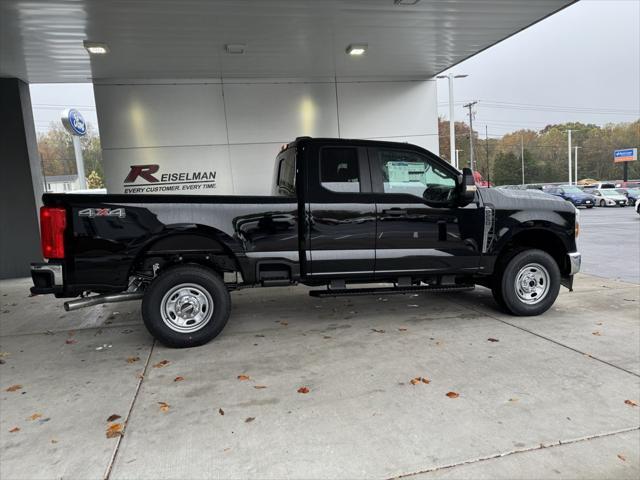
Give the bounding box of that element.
[592,188,628,207]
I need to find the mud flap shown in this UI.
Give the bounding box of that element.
[561,275,574,291]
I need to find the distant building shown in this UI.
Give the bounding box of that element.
[44,174,79,193]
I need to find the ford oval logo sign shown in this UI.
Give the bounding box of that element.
[61,108,87,136]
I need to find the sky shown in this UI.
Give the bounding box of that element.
[30,0,640,138]
[436,0,640,137]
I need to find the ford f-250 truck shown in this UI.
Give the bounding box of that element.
[31,137,581,348]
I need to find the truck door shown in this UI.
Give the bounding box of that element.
[369,146,483,277]
[305,144,376,278]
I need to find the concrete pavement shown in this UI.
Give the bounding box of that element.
[1,274,638,479]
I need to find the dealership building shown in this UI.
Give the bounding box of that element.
[0,0,574,278]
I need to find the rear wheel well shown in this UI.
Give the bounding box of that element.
[497,230,569,275]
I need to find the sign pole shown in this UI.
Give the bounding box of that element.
[72,136,87,189]
[623,162,629,183]
[61,108,88,190]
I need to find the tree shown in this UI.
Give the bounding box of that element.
[492,151,522,186]
[38,122,103,178]
[87,170,104,189]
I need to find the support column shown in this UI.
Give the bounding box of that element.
[0,78,43,279]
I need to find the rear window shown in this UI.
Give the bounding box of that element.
[320,147,360,193]
[276,148,296,196]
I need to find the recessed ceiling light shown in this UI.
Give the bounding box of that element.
[83,41,109,55]
[225,44,246,54]
[346,44,367,56]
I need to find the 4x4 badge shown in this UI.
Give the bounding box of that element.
[78,208,126,218]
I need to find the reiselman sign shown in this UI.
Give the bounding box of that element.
[123,164,217,193]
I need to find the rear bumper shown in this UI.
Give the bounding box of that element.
[30,263,64,295]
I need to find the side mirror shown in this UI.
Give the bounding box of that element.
[458,168,476,206]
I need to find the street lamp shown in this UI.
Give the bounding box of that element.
[436,73,468,167]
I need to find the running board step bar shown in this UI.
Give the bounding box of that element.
[309,284,474,298]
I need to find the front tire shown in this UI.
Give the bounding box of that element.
[599,199,606,207]
[142,265,231,348]
[492,249,561,316]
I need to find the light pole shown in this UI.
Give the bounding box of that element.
[436,73,468,166]
[574,146,581,185]
[567,129,573,185]
[455,149,463,169]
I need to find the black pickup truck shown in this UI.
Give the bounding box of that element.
[31,137,581,347]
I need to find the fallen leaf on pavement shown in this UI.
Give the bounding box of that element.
[106,414,121,422]
[446,391,460,398]
[592,331,601,336]
[617,454,626,461]
[174,376,185,382]
[218,408,225,415]
[398,328,408,332]
[9,427,20,433]
[280,321,288,326]
[297,387,310,394]
[5,384,22,392]
[158,402,170,412]
[508,398,519,402]
[51,439,58,444]
[245,417,255,423]
[237,374,250,381]
[371,328,385,334]
[410,376,430,385]
[106,423,123,438]
[65,339,77,344]
[27,413,42,421]
[624,399,638,407]
[487,338,499,342]
[126,356,140,364]
[153,360,170,368]
[254,385,267,389]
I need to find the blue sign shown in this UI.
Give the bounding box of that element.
[614,148,637,163]
[61,108,87,136]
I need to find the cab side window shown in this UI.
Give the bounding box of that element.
[320,147,361,193]
[276,149,296,196]
[371,149,456,199]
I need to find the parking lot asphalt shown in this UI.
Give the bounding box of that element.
[577,205,640,284]
[1,209,639,479]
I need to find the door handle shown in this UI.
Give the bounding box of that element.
[382,208,407,216]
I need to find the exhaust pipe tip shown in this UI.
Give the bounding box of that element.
[63,292,144,311]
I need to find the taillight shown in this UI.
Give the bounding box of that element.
[40,207,66,259]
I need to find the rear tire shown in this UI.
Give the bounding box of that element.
[491,249,560,316]
[142,265,230,348]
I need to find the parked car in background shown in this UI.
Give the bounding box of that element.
[592,188,628,207]
[636,198,640,215]
[582,182,616,193]
[616,180,640,189]
[616,188,640,206]
[546,186,596,208]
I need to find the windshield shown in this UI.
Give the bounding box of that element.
[600,190,620,197]
[563,187,583,194]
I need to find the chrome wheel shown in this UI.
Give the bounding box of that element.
[514,263,550,305]
[160,283,214,333]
